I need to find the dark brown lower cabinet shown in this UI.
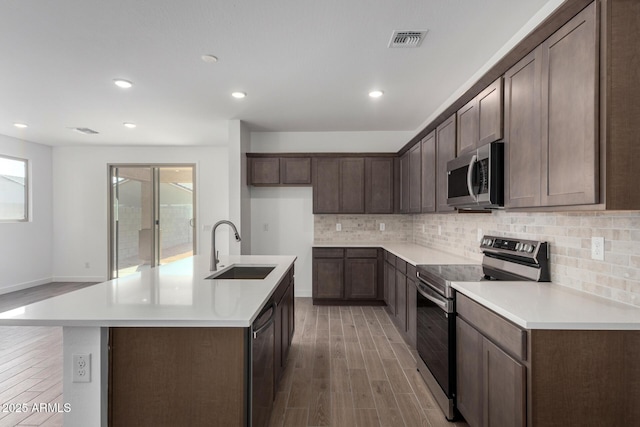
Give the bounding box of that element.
[457,292,640,427]
[383,250,417,347]
[456,317,525,427]
[395,271,407,331]
[406,275,417,347]
[346,258,378,299]
[274,268,295,383]
[109,266,295,427]
[313,247,382,304]
[384,255,396,315]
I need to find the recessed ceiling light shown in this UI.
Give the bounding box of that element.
[13,123,28,128]
[113,79,133,89]
[201,54,218,63]
[231,92,246,99]
[369,90,384,98]
[123,122,136,129]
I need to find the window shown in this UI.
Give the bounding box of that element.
[0,155,28,221]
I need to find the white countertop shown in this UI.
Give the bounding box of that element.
[453,281,640,330]
[0,254,296,328]
[313,241,477,266]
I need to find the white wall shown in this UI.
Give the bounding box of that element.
[249,131,411,297]
[0,135,53,293]
[52,145,228,281]
[250,187,313,297]
[228,120,252,254]
[250,131,412,153]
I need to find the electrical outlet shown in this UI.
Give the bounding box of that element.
[591,236,605,261]
[336,223,342,232]
[438,225,442,236]
[73,353,91,383]
[379,223,385,231]
[477,228,483,242]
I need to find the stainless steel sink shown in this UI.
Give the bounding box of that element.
[206,265,275,280]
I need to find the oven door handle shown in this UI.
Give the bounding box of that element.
[417,282,454,313]
[466,154,478,202]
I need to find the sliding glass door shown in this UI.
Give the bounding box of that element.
[109,165,196,279]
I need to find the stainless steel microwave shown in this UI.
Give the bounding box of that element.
[446,141,504,209]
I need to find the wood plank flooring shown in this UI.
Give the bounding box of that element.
[0,282,96,427]
[0,282,96,314]
[0,287,468,426]
[0,326,62,427]
[269,299,469,427]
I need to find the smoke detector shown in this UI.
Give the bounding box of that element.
[388,30,428,48]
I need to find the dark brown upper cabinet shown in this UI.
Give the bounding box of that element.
[313,157,341,213]
[340,158,366,213]
[505,3,597,208]
[247,155,311,186]
[249,157,280,185]
[280,157,312,184]
[504,49,542,208]
[313,157,365,214]
[400,143,421,213]
[436,114,457,213]
[457,77,503,155]
[365,157,394,214]
[540,3,597,207]
[478,78,504,146]
[421,130,436,213]
[457,98,478,155]
[400,153,410,213]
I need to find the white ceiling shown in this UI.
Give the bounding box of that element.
[0,0,556,147]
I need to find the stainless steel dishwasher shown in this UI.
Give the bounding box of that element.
[250,301,276,427]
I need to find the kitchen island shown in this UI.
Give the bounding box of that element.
[0,254,297,427]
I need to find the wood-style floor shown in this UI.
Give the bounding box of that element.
[0,284,468,427]
[0,282,96,427]
[269,299,468,427]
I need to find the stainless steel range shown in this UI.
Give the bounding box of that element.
[414,235,550,421]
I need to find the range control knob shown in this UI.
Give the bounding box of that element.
[515,242,522,251]
[528,245,536,253]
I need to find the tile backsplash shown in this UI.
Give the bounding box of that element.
[314,215,413,242]
[315,211,640,307]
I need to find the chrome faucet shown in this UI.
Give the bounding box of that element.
[210,220,242,271]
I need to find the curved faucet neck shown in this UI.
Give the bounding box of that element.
[210,220,242,271]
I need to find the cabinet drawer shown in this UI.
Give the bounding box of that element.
[406,263,417,280]
[385,251,396,264]
[457,293,527,361]
[346,248,378,259]
[395,258,407,275]
[313,248,344,258]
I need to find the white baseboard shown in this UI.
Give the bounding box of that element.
[0,277,53,295]
[52,276,107,283]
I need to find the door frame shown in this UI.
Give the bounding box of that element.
[107,163,197,280]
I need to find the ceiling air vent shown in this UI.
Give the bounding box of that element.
[388,30,428,48]
[71,127,99,135]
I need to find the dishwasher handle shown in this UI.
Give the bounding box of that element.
[252,302,277,339]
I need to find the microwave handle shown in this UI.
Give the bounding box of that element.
[466,154,478,202]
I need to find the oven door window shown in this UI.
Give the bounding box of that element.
[416,289,455,397]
